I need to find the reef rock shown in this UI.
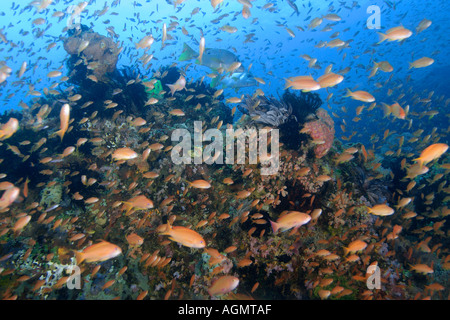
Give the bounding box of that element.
[303,108,335,158]
[63,29,120,82]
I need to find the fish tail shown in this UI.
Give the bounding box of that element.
[377,32,387,44]
[167,84,175,96]
[368,68,378,78]
[178,43,197,62]
[210,77,220,88]
[121,202,133,215]
[75,251,85,264]
[125,207,133,216]
[408,62,414,70]
[160,219,172,235]
[269,220,279,234]
[284,79,292,90]
[381,103,391,118]
[344,88,352,98]
[343,247,349,256]
[56,129,65,141]
[413,157,423,169]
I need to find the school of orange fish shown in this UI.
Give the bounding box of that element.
[0,0,448,300]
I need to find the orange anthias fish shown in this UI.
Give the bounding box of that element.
[0,186,20,210]
[126,233,144,246]
[416,19,432,33]
[410,264,434,274]
[343,239,367,256]
[208,275,239,296]
[123,195,154,214]
[169,109,185,116]
[409,57,434,69]
[270,211,311,234]
[0,118,19,141]
[374,61,393,72]
[344,89,375,102]
[11,215,32,233]
[159,220,206,248]
[23,177,30,198]
[187,180,211,189]
[284,76,321,92]
[377,26,412,44]
[317,73,344,88]
[75,240,122,264]
[414,143,449,168]
[135,35,154,50]
[56,104,70,141]
[112,147,138,161]
[167,75,186,96]
[382,102,406,120]
[367,204,394,216]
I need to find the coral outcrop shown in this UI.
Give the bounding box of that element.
[303,108,335,158]
[63,26,120,82]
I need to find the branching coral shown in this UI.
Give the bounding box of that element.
[238,90,323,128]
[238,90,325,151]
[282,90,322,124]
[340,163,392,206]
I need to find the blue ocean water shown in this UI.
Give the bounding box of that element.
[1,0,448,145]
[1,1,447,104]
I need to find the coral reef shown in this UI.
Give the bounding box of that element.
[0,0,448,304]
[0,44,447,303]
[238,90,325,151]
[282,90,323,124]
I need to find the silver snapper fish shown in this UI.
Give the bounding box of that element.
[179,43,256,88]
[211,72,257,89]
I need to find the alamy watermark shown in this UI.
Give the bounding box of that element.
[171,121,280,175]
[366,265,381,290]
[66,2,88,30]
[66,265,81,289]
[43,265,81,290]
[367,5,381,29]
